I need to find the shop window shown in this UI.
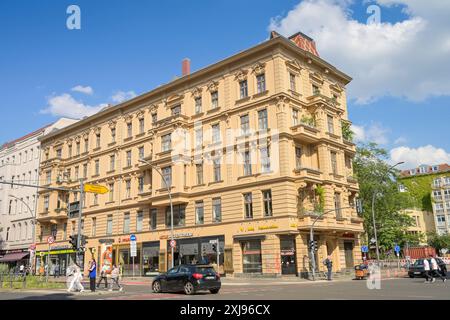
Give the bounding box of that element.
[242,240,262,273]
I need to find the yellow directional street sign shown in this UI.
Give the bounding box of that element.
[84,184,109,194]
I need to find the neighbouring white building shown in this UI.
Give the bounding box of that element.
[0,118,78,268]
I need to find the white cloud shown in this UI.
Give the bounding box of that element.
[394,137,407,145]
[268,0,450,104]
[40,93,107,119]
[71,85,93,95]
[352,123,389,145]
[111,91,137,103]
[390,145,450,169]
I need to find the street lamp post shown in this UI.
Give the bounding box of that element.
[139,159,175,269]
[309,206,356,281]
[371,161,404,264]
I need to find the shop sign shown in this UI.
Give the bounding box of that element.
[239,225,279,232]
[99,239,115,244]
[342,233,355,238]
[160,233,193,240]
[281,249,295,256]
[118,236,131,243]
[37,249,76,256]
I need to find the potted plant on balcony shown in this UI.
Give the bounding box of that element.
[301,115,316,128]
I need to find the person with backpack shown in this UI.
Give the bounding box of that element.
[323,255,333,281]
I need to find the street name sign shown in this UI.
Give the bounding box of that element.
[84,184,109,194]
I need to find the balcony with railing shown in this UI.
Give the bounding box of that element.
[290,121,320,143]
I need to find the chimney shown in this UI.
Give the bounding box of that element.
[182,58,191,76]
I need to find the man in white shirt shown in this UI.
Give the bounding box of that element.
[429,256,446,283]
[423,258,431,283]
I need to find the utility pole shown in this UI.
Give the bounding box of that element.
[76,179,84,266]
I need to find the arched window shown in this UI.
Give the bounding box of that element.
[6,227,10,241]
[12,224,16,241]
[24,222,28,240]
[18,223,22,240]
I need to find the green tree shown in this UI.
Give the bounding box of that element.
[353,143,420,258]
[427,233,450,253]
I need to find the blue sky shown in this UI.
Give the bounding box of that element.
[1,0,449,169]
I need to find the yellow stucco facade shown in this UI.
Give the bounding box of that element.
[34,32,363,277]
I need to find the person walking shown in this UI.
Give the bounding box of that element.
[430,256,446,283]
[324,255,333,281]
[97,264,109,289]
[19,264,25,277]
[88,259,97,292]
[423,257,432,283]
[109,265,123,292]
[54,262,60,278]
[67,264,84,293]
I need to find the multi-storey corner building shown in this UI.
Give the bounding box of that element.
[431,174,450,235]
[0,118,78,267]
[400,163,450,238]
[34,31,363,278]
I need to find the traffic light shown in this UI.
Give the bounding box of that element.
[309,240,318,252]
[81,235,88,247]
[69,235,77,250]
[355,199,363,215]
[212,243,217,253]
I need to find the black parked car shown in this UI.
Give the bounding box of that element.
[408,258,447,278]
[152,264,221,295]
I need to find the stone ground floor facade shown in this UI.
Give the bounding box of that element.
[34,216,363,278]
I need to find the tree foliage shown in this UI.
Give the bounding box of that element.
[353,143,421,257]
[427,233,450,252]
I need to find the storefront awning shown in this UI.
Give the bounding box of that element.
[0,252,29,262]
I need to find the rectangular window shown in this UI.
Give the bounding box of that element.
[243,151,252,176]
[171,105,181,116]
[240,114,250,135]
[84,139,89,153]
[258,109,268,130]
[44,196,50,212]
[91,218,96,237]
[126,151,132,167]
[127,123,133,138]
[334,193,342,218]
[195,128,203,148]
[312,84,320,95]
[107,215,113,235]
[108,183,114,202]
[213,158,221,182]
[46,171,51,185]
[96,134,101,148]
[331,151,338,175]
[195,201,204,225]
[139,147,145,160]
[56,149,62,158]
[125,180,131,199]
[212,198,222,223]
[138,176,144,194]
[327,115,334,134]
[76,142,80,155]
[165,205,186,227]
[256,74,266,93]
[83,164,88,178]
[162,166,172,187]
[212,124,220,143]
[162,134,171,152]
[75,166,79,180]
[239,80,248,99]
[150,209,157,230]
[63,223,67,240]
[290,73,296,91]
[295,147,302,169]
[68,145,72,158]
[195,97,202,114]
[110,155,115,171]
[260,147,271,173]
[244,193,253,219]
[95,160,100,175]
[139,118,145,134]
[211,91,219,109]
[196,163,204,185]
[263,190,273,217]
[136,211,143,232]
[123,213,130,234]
[292,109,299,126]
[152,113,157,125]
[111,128,116,143]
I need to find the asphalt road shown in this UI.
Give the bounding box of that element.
[0,276,449,300]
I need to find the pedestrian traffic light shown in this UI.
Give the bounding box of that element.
[80,235,88,247]
[355,199,363,215]
[212,243,217,253]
